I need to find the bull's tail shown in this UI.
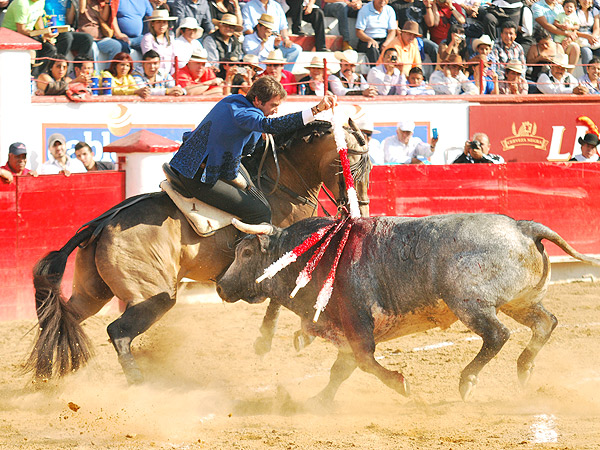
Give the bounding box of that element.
[25,226,96,381]
[518,220,600,266]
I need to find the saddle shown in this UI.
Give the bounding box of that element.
[161,164,238,237]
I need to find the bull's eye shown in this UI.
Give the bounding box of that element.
[241,248,252,259]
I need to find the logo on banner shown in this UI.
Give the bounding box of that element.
[500,122,549,152]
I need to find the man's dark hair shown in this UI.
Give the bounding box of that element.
[143,50,161,60]
[246,76,287,104]
[74,141,92,152]
[383,47,398,57]
[500,21,518,33]
[408,66,424,76]
[563,0,577,6]
[590,56,600,65]
[73,56,93,71]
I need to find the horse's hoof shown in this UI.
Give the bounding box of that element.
[459,375,478,401]
[293,330,308,352]
[253,336,272,356]
[518,362,534,386]
[118,354,144,385]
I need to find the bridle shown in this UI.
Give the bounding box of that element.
[255,122,370,217]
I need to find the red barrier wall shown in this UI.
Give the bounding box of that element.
[0,172,125,321]
[365,162,600,257]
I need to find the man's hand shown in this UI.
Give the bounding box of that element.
[0,168,13,184]
[367,37,378,48]
[136,86,151,98]
[316,92,338,112]
[362,86,378,97]
[283,38,293,48]
[573,85,589,95]
[304,2,314,15]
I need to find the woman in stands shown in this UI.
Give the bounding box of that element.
[438,24,469,63]
[35,54,72,96]
[141,9,178,75]
[101,52,144,95]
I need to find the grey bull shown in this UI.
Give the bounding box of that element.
[217,214,600,403]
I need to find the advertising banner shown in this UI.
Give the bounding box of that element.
[470,103,600,162]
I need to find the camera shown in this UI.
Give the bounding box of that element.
[390,55,398,62]
[468,140,481,150]
[457,33,466,42]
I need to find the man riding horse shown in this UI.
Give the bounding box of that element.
[168,76,338,226]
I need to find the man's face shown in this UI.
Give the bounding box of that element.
[8,153,27,174]
[265,63,284,77]
[383,50,399,66]
[550,64,566,79]
[309,67,324,80]
[75,146,94,169]
[253,95,283,116]
[505,69,520,81]
[257,23,273,40]
[373,0,388,10]
[501,27,516,47]
[75,61,94,77]
[340,61,356,78]
[181,27,200,42]
[143,57,161,77]
[50,140,66,160]
[401,31,416,46]
[408,72,423,86]
[396,129,413,144]
[581,142,597,159]
[586,63,600,80]
[448,62,462,78]
[187,60,206,77]
[219,23,235,38]
[477,44,491,57]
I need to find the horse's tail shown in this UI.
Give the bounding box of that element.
[25,225,96,380]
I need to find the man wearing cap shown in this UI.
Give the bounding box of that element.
[381,120,437,164]
[203,14,244,77]
[328,49,379,96]
[499,59,528,94]
[241,0,302,65]
[570,133,600,162]
[40,133,87,176]
[1,143,38,183]
[355,116,384,164]
[168,76,337,225]
[177,48,225,95]
[298,56,329,95]
[537,54,587,94]
[490,22,526,80]
[171,0,215,36]
[379,20,422,77]
[355,0,398,63]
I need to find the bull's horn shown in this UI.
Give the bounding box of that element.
[348,117,367,148]
[232,218,274,235]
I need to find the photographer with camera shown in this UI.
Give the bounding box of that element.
[452,132,505,163]
[223,54,263,95]
[368,47,406,95]
[438,23,468,62]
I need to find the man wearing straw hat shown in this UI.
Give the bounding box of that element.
[174,17,205,69]
[203,13,244,77]
[297,56,329,95]
[498,59,528,95]
[537,54,587,94]
[177,48,224,95]
[168,76,337,225]
[241,0,302,65]
[243,13,278,61]
[328,49,379,96]
[260,49,298,94]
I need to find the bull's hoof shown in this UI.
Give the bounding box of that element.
[253,336,272,356]
[459,374,478,401]
[518,362,534,386]
[118,354,144,385]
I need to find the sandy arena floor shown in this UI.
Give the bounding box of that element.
[0,282,599,449]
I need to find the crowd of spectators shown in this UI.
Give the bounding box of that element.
[2,0,600,97]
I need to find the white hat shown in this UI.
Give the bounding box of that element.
[334,49,359,64]
[242,54,264,72]
[189,48,208,62]
[264,49,287,64]
[472,35,493,52]
[505,59,526,75]
[354,118,380,134]
[177,17,202,36]
[552,54,575,69]
[397,120,415,132]
[144,9,177,22]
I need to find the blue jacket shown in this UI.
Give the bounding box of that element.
[170,94,304,186]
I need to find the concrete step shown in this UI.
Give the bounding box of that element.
[289,34,344,52]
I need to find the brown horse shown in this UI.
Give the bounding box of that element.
[27,120,371,384]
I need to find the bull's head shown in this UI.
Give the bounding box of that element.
[216,219,278,304]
